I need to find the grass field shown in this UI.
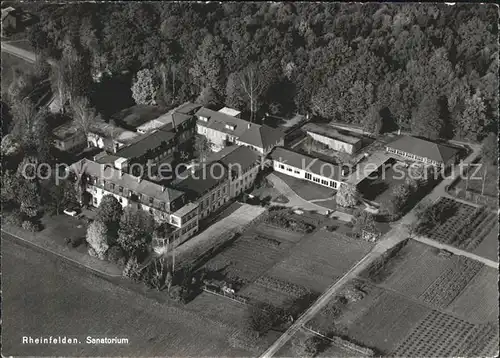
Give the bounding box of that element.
[2,239,249,357]
[273,171,336,201]
[345,289,431,354]
[267,229,373,293]
[472,218,499,262]
[455,162,498,198]
[357,159,408,203]
[446,266,499,323]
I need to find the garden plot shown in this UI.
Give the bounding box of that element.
[472,216,499,262]
[267,230,373,293]
[344,289,431,355]
[254,223,304,243]
[374,241,455,298]
[187,291,249,328]
[393,310,498,357]
[202,234,292,284]
[447,266,499,323]
[419,255,483,309]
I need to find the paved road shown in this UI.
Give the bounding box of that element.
[260,141,485,358]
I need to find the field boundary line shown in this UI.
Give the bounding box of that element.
[1,229,122,277]
[202,288,250,306]
[302,325,374,356]
[259,251,375,358]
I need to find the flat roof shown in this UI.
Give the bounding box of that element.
[303,123,361,144]
[218,107,241,117]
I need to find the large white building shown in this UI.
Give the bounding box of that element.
[195,107,284,154]
[68,159,199,250]
[269,147,344,189]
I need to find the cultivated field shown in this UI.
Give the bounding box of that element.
[422,197,497,253]
[394,310,499,357]
[447,266,499,323]
[265,230,373,293]
[472,218,499,262]
[345,289,431,354]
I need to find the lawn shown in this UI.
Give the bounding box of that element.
[357,158,407,203]
[2,239,250,357]
[274,171,336,201]
[266,229,373,293]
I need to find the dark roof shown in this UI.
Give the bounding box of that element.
[386,136,459,163]
[238,124,284,149]
[52,122,82,141]
[176,102,202,115]
[269,147,341,180]
[172,161,228,197]
[69,159,184,205]
[219,145,261,174]
[195,107,250,138]
[303,123,361,144]
[115,129,175,159]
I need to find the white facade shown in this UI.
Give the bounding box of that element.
[196,124,238,152]
[272,159,341,189]
[386,146,444,167]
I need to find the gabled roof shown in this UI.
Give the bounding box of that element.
[386,136,459,163]
[115,129,175,159]
[69,159,184,205]
[195,107,250,138]
[238,124,284,150]
[218,145,261,174]
[269,147,341,181]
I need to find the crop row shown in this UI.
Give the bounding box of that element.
[464,212,498,251]
[254,275,310,298]
[394,310,474,356]
[420,257,483,308]
[250,235,281,248]
[456,323,499,357]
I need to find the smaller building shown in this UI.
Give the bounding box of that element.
[385,136,460,168]
[87,122,139,153]
[52,122,86,152]
[236,124,284,155]
[218,107,241,118]
[270,147,344,189]
[303,123,362,154]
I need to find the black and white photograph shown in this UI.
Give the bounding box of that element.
[1,2,498,357]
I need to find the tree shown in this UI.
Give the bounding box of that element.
[131,68,158,105]
[246,304,274,337]
[363,105,383,135]
[86,220,109,260]
[18,179,41,218]
[196,86,221,108]
[195,135,212,163]
[458,89,486,141]
[336,183,358,208]
[71,96,99,140]
[235,62,273,121]
[352,211,377,238]
[392,183,412,211]
[47,179,78,215]
[481,132,498,165]
[1,170,19,208]
[96,194,123,227]
[411,94,443,139]
[117,207,154,258]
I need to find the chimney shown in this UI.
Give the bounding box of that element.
[162,186,166,192]
[247,123,251,129]
[119,170,123,178]
[137,175,142,183]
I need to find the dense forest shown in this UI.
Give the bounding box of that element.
[19,2,500,141]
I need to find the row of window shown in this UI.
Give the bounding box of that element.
[387,147,440,165]
[305,172,337,188]
[279,164,300,175]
